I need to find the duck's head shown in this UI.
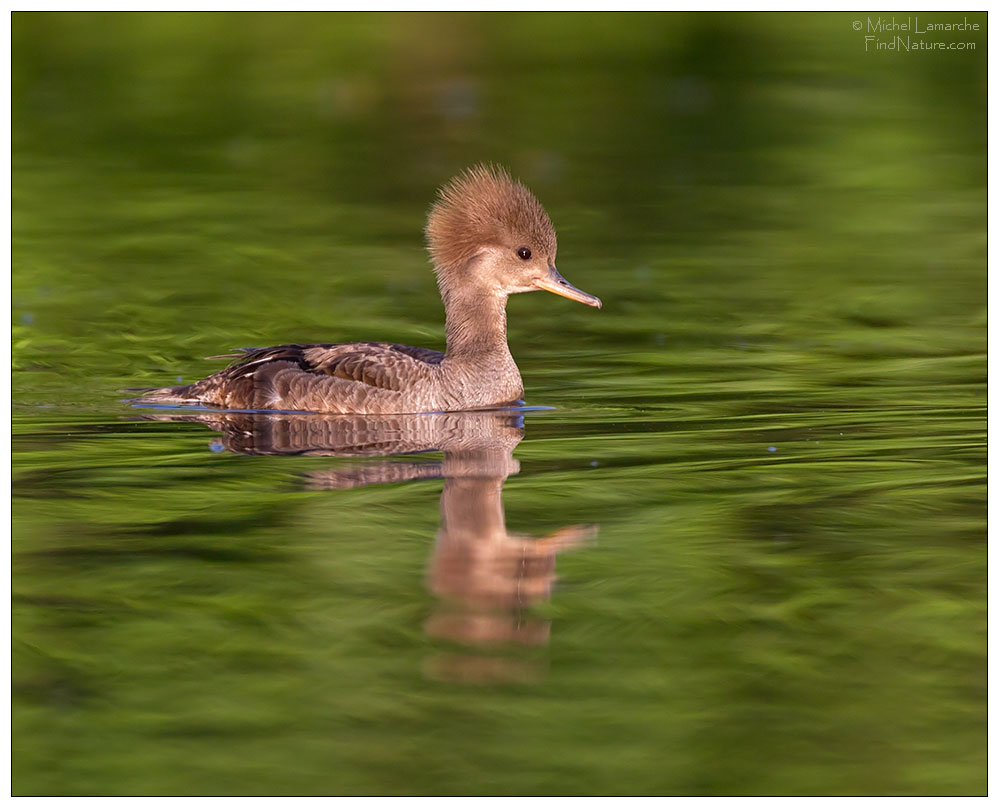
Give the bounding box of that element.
[425,165,601,309]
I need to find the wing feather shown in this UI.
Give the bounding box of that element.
[220,342,444,393]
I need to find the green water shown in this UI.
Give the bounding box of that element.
[13,12,986,796]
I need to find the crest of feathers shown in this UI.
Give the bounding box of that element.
[425,164,557,276]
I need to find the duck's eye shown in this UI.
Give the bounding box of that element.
[516,246,532,261]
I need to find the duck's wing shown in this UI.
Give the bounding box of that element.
[185,342,448,411]
[223,342,444,393]
[130,342,447,412]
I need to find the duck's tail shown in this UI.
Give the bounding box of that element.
[124,383,203,407]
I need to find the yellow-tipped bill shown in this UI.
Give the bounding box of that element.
[534,266,602,308]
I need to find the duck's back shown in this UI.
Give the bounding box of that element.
[131,341,448,414]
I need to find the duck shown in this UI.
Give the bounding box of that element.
[129,164,601,414]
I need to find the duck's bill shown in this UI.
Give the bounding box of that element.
[534,267,602,309]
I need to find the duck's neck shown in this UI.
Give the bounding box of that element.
[440,282,511,360]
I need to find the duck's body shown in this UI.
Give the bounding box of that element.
[130,165,600,415]
[143,338,520,414]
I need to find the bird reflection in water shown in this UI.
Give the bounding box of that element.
[141,409,597,683]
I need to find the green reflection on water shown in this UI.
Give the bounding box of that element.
[13,11,985,796]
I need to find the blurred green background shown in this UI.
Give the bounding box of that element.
[13,12,985,795]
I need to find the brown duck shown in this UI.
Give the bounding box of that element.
[130,165,601,414]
